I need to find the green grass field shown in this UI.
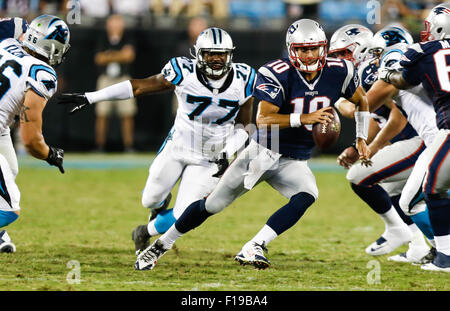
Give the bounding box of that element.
[0,153,448,291]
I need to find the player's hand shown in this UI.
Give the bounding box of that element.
[46,146,65,174]
[210,152,229,178]
[56,93,90,114]
[356,138,372,167]
[337,145,359,169]
[300,107,334,125]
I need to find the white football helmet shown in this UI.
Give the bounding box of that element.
[194,27,234,78]
[22,15,70,67]
[286,19,327,72]
[329,24,374,65]
[421,3,450,42]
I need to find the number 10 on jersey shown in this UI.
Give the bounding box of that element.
[291,96,331,131]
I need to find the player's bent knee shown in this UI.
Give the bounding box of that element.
[0,210,19,228]
[141,191,165,209]
[204,197,228,214]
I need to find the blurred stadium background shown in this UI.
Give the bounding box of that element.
[0,0,441,154]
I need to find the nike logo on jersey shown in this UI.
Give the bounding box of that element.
[256,83,280,99]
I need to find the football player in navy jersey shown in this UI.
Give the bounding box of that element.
[134,19,371,271]
[379,3,450,272]
[330,25,435,263]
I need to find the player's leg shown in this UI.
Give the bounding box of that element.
[146,163,218,238]
[347,138,425,255]
[132,138,184,254]
[134,140,260,270]
[385,182,431,263]
[235,158,318,269]
[421,130,450,272]
[0,154,20,253]
[388,150,438,263]
[0,128,19,177]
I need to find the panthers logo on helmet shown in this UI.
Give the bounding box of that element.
[45,24,69,44]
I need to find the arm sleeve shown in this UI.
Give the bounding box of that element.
[26,64,58,100]
[399,45,424,86]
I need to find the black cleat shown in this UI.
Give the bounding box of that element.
[132,225,150,255]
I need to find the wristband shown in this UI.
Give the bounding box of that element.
[290,113,301,128]
[354,111,370,140]
[334,98,345,111]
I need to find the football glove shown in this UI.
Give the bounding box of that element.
[210,152,229,178]
[46,146,65,174]
[56,93,90,114]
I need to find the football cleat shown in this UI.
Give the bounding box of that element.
[0,230,16,253]
[134,239,168,271]
[235,241,270,270]
[387,242,430,264]
[131,225,150,256]
[420,251,450,272]
[365,226,412,256]
[149,193,172,222]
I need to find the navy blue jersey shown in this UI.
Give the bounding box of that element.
[358,59,379,92]
[371,105,418,143]
[252,57,359,160]
[400,40,450,129]
[0,17,27,41]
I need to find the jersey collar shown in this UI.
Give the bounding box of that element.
[196,67,235,95]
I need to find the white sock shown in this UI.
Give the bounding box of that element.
[147,220,159,237]
[159,224,183,249]
[434,235,450,256]
[380,207,406,228]
[251,225,278,246]
[409,224,428,247]
[428,238,436,248]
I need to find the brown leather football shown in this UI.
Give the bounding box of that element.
[312,107,341,150]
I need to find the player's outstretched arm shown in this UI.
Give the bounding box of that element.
[366,79,398,112]
[367,101,407,158]
[20,90,64,173]
[57,74,175,114]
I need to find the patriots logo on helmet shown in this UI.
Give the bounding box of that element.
[345,28,360,36]
[45,25,68,44]
[433,6,450,15]
[256,83,281,99]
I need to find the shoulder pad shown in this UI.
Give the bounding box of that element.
[26,63,58,99]
[161,56,195,86]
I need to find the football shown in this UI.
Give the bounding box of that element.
[312,107,341,150]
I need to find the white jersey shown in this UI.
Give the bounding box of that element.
[379,43,438,147]
[161,56,255,160]
[0,38,57,134]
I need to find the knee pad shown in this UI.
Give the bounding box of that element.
[0,210,18,228]
[141,191,165,209]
